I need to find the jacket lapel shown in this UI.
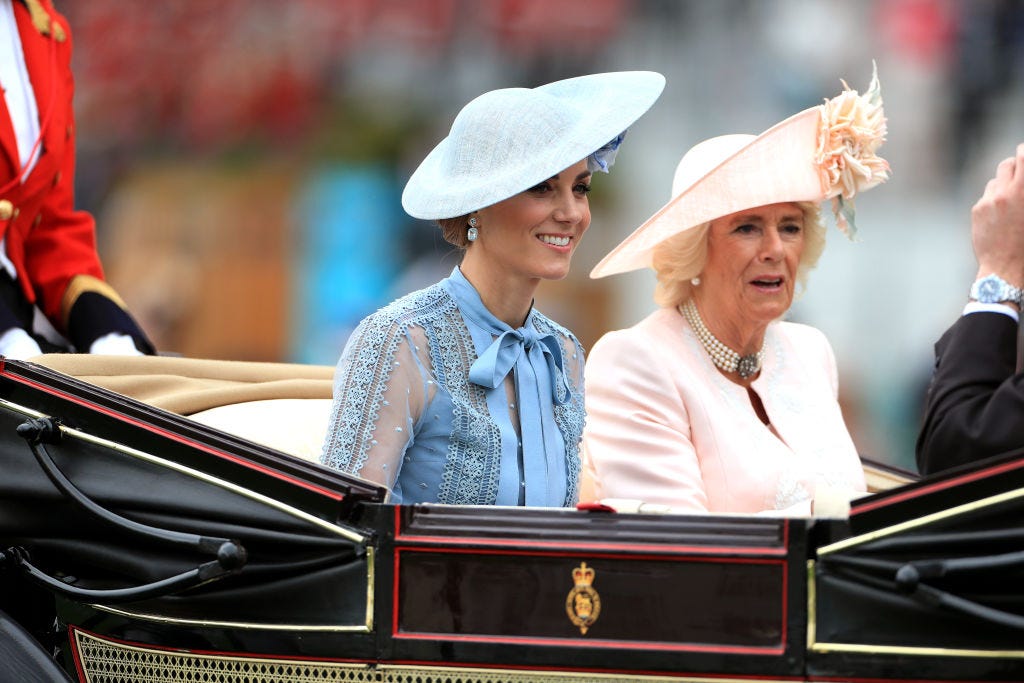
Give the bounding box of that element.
[0,2,26,178]
[14,0,53,158]
[0,90,17,181]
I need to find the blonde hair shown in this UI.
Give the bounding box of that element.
[652,202,826,308]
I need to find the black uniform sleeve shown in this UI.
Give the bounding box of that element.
[66,291,155,355]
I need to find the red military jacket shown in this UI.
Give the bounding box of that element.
[1,1,104,325]
[0,0,149,350]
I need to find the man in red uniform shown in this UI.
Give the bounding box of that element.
[0,0,153,358]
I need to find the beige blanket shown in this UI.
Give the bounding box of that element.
[30,354,334,416]
[28,354,336,462]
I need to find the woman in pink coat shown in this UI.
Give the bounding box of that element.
[581,66,891,516]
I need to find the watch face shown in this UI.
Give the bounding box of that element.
[978,277,1003,301]
[972,274,1022,303]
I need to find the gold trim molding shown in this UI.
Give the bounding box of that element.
[819,487,1024,557]
[71,629,794,683]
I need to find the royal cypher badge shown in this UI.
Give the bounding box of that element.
[565,562,601,634]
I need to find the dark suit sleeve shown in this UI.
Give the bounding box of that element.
[916,312,1024,474]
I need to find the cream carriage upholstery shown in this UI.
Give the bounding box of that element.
[29,354,334,463]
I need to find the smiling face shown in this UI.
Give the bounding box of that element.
[464,159,592,284]
[695,202,806,340]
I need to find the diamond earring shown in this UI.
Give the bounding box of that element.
[467,216,479,242]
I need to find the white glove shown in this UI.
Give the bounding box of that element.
[89,332,144,356]
[0,327,43,359]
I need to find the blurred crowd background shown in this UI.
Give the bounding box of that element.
[63,0,1024,471]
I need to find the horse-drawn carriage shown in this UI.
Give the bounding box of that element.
[0,355,1020,682]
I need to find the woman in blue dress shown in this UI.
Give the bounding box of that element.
[320,71,665,506]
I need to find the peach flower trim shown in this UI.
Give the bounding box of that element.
[815,62,890,237]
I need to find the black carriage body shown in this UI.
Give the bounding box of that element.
[0,358,1021,682]
[809,455,1024,682]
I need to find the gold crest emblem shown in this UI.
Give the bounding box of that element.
[565,562,601,635]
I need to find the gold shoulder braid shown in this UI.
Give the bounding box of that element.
[61,274,130,330]
[22,0,66,42]
[680,298,765,380]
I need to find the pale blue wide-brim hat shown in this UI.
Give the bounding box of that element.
[401,71,666,220]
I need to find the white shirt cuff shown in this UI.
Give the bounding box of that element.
[963,301,1020,323]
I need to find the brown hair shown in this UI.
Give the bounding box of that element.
[437,215,471,249]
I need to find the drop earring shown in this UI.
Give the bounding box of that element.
[467,217,479,242]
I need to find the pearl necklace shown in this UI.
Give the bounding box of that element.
[680,299,765,379]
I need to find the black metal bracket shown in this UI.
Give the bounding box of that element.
[893,550,1024,630]
[7,417,247,604]
[821,550,1024,631]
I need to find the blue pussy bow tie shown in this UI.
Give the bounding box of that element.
[468,327,570,405]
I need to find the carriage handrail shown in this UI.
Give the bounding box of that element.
[7,417,247,604]
[820,550,1024,631]
[1,546,243,604]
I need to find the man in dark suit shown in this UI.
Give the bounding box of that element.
[917,143,1024,474]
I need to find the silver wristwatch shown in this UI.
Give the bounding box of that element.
[970,274,1024,305]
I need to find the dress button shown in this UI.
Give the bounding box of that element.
[0,199,12,220]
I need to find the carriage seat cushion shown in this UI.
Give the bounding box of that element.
[189,398,333,463]
[29,353,336,463]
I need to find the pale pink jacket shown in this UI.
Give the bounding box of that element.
[580,307,865,515]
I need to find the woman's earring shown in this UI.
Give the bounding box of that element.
[467,217,479,242]
[690,276,701,286]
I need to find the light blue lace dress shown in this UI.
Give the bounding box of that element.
[320,267,585,506]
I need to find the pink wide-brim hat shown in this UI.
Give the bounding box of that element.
[590,64,890,279]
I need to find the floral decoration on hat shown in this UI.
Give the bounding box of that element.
[815,61,890,238]
[588,132,627,174]
[589,63,890,280]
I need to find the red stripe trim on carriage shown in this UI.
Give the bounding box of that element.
[394,534,788,556]
[67,624,87,683]
[851,458,1024,514]
[390,660,802,682]
[1,369,344,501]
[391,546,789,650]
[808,677,992,683]
[393,516,789,557]
[391,630,787,655]
[395,545,788,562]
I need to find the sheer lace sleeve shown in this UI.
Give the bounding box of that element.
[560,329,586,505]
[559,331,585,402]
[320,314,433,491]
[534,314,586,505]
